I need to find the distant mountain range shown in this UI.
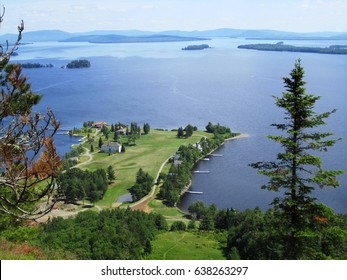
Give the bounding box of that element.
[1,28,347,43]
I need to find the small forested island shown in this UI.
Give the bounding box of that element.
[182,44,211,50]
[64,59,91,69]
[238,42,347,55]
[20,62,54,68]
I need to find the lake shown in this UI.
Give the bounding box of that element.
[12,38,347,213]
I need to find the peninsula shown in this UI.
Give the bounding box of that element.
[238,43,347,55]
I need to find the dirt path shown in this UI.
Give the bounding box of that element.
[130,156,171,211]
[163,232,187,260]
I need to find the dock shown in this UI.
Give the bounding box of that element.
[192,170,210,174]
[210,154,223,157]
[186,191,203,194]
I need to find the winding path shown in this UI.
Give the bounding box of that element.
[130,156,172,209]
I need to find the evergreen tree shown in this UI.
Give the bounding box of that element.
[177,127,184,138]
[98,137,103,148]
[107,165,116,181]
[143,123,150,135]
[250,60,344,259]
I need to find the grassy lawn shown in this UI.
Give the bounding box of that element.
[147,231,226,260]
[149,199,186,218]
[80,129,210,208]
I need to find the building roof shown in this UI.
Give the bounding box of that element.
[101,142,121,148]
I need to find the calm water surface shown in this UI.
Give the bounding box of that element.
[13,38,347,212]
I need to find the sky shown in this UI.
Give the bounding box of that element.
[1,0,347,34]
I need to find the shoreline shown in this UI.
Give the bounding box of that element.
[176,132,250,210]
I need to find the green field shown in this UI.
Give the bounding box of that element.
[78,129,210,208]
[147,231,226,260]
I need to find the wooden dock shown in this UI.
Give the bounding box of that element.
[186,191,203,194]
[210,154,223,157]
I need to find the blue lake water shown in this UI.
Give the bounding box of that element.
[12,38,347,213]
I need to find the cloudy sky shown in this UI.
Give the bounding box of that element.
[2,0,347,33]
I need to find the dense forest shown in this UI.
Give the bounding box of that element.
[57,168,109,204]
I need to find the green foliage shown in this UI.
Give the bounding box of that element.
[66,59,91,68]
[160,123,234,206]
[107,165,116,181]
[98,137,103,148]
[170,221,187,231]
[37,208,167,259]
[177,127,184,138]
[0,16,61,219]
[205,122,231,135]
[143,123,150,135]
[57,168,108,203]
[188,201,209,219]
[184,124,195,137]
[129,168,154,201]
[250,60,344,259]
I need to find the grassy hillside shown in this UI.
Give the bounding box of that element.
[80,129,210,208]
[146,231,226,260]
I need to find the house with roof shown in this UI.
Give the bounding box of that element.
[116,127,127,135]
[101,142,122,154]
[93,121,107,129]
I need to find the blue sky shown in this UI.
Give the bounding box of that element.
[2,0,347,33]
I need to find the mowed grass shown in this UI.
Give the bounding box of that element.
[82,129,210,208]
[147,231,225,260]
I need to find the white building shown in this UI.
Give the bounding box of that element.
[101,142,122,154]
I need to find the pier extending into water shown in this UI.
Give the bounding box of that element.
[186,191,203,194]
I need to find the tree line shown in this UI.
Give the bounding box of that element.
[36,208,168,259]
[57,167,114,204]
[159,123,236,206]
[186,201,347,259]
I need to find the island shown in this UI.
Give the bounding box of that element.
[64,59,91,69]
[238,43,347,55]
[20,62,54,68]
[182,44,211,51]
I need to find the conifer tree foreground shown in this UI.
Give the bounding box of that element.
[0,8,61,219]
[250,60,344,259]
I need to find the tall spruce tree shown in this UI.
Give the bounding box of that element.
[250,60,343,259]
